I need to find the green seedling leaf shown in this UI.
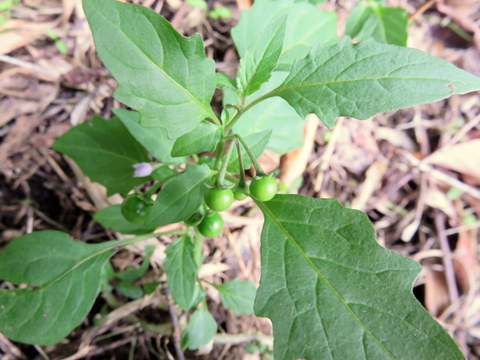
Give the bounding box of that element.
[172,121,222,157]
[346,3,408,46]
[256,194,465,360]
[94,205,156,235]
[113,108,184,164]
[209,6,232,19]
[0,231,113,345]
[145,165,211,227]
[164,235,200,310]
[217,279,256,315]
[237,15,287,95]
[268,38,480,128]
[228,130,272,172]
[83,0,216,138]
[181,305,217,350]
[230,72,304,154]
[115,245,155,282]
[232,0,337,70]
[53,116,149,196]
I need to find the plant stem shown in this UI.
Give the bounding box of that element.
[235,139,248,191]
[213,140,225,171]
[108,230,187,251]
[216,140,234,186]
[234,134,265,177]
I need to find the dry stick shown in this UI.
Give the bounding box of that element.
[408,0,438,23]
[164,288,185,360]
[434,211,459,304]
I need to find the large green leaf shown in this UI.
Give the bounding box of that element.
[83,0,216,138]
[232,0,337,70]
[164,235,201,310]
[53,116,149,196]
[217,279,256,315]
[113,108,183,164]
[256,195,464,360]
[181,305,217,350]
[231,72,304,155]
[94,205,157,235]
[0,231,113,345]
[171,121,222,157]
[236,15,287,95]
[145,165,211,227]
[346,3,408,46]
[265,38,480,127]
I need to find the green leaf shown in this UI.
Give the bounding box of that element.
[164,235,200,310]
[94,205,156,235]
[145,165,211,227]
[237,16,287,95]
[0,231,113,345]
[267,38,480,127]
[215,72,237,91]
[171,121,222,157]
[232,0,337,70]
[217,279,256,315]
[346,3,408,46]
[83,0,216,138]
[256,195,465,360]
[53,116,149,196]
[151,165,178,183]
[181,305,217,350]
[117,281,143,299]
[228,130,272,173]
[115,245,155,282]
[231,72,304,154]
[113,109,184,164]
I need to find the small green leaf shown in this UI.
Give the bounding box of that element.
[171,121,222,157]
[53,116,149,196]
[346,3,408,46]
[151,165,178,183]
[164,235,200,310]
[232,0,337,70]
[256,195,465,360]
[237,16,287,95]
[181,305,217,350]
[231,72,304,154]
[117,281,143,299]
[218,279,256,315]
[115,245,155,282]
[113,109,184,164]
[94,205,156,235]
[268,38,480,127]
[0,231,113,345]
[83,0,216,138]
[215,72,237,91]
[228,130,272,172]
[145,165,211,228]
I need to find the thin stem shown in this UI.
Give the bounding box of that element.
[200,278,220,290]
[224,91,275,133]
[234,134,265,177]
[107,230,187,251]
[235,139,247,191]
[216,140,235,186]
[213,140,225,171]
[209,108,222,126]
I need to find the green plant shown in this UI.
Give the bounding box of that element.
[1,0,479,358]
[121,193,152,224]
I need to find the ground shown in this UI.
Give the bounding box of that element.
[0,0,480,359]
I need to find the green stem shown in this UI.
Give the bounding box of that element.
[107,230,187,251]
[209,108,222,126]
[235,134,265,177]
[200,278,220,290]
[213,140,225,171]
[216,140,235,186]
[235,139,247,191]
[224,91,274,133]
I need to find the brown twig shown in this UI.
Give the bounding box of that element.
[164,288,185,360]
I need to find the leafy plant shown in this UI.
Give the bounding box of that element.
[1,0,479,359]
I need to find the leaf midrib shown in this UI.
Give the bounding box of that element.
[257,200,398,360]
